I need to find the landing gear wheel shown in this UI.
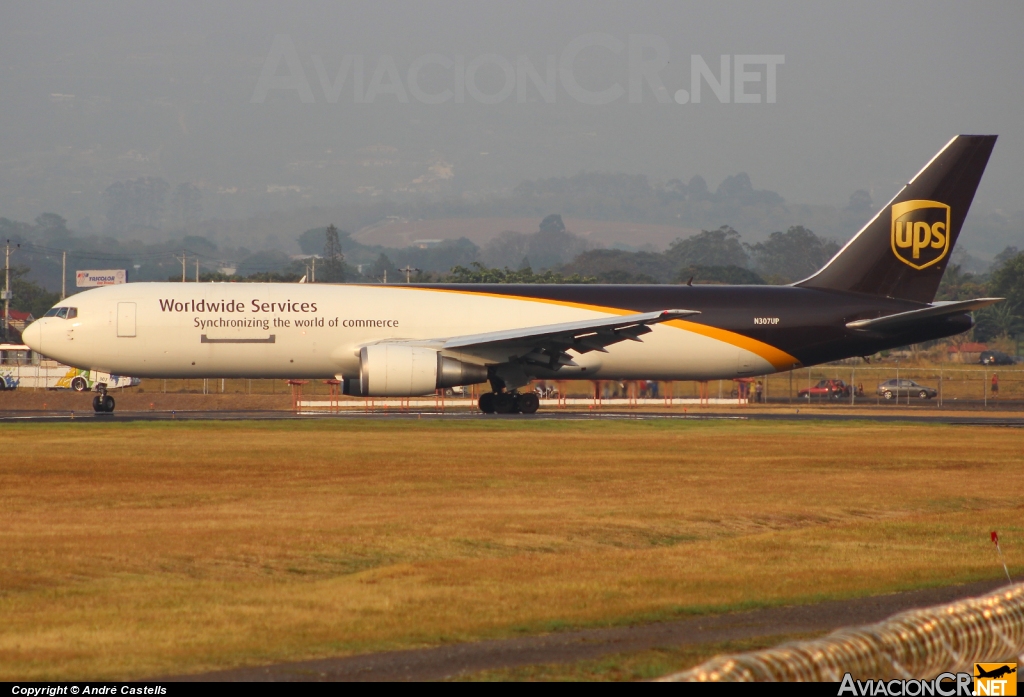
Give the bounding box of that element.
[478,392,496,414]
[493,392,518,414]
[516,392,540,414]
[93,395,115,413]
[71,376,88,392]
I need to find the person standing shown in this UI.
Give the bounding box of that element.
[992,373,999,398]
[755,380,763,404]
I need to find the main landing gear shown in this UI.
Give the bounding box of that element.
[92,383,115,413]
[478,391,540,415]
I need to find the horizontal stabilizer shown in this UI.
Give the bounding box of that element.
[845,298,1002,332]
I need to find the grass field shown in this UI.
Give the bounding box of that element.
[1,419,1022,680]
[450,632,824,682]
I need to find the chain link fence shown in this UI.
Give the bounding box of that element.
[11,366,1017,412]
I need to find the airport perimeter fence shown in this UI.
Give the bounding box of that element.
[123,366,1024,409]
[6,362,1021,410]
[659,582,1024,682]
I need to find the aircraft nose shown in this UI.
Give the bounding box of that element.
[21,320,42,352]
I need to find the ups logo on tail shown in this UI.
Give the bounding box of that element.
[891,200,951,270]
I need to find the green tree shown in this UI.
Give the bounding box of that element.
[560,249,674,283]
[935,264,989,302]
[665,226,748,268]
[974,302,1023,342]
[746,226,840,283]
[34,213,72,244]
[370,253,399,283]
[981,251,1024,341]
[9,266,60,319]
[446,262,594,284]
[992,246,1020,272]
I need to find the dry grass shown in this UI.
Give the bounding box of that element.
[0,419,1022,680]
[450,632,825,681]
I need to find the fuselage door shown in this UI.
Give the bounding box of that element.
[117,302,137,337]
[737,347,755,376]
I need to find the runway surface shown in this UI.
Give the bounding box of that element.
[2,408,1024,426]
[163,580,1007,681]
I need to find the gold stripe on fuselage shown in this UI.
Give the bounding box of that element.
[382,285,800,371]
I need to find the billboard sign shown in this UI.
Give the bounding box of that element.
[76,270,127,287]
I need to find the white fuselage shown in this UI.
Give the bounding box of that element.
[22,283,788,382]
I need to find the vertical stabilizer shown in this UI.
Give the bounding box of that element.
[797,135,996,303]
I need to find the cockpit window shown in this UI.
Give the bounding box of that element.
[43,307,76,319]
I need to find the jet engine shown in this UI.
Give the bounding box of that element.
[358,345,488,396]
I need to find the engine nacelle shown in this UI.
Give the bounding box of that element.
[358,345,487,396]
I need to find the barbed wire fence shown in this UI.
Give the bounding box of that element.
[659,583,1024,682]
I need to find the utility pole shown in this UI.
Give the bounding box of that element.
[3,240,12,341]
[400,265,419,283]
[311,257,315,283]
[181,251,187,282]
[195,257,199,283]
[61,251,67,300]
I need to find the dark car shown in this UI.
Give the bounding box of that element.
[876,379,937,400]
[980,350,1016,366]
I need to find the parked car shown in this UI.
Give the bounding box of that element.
[876,379,937,400]
[798,379,851,399]
[980,350,1016,366]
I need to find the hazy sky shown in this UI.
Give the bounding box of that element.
[2,0,1023,223]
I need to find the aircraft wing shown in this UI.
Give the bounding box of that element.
[845,298,1002,332]
[440,308,698,369]
[369,309,697,370]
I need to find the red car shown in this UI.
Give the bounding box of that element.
[798,379,852,399]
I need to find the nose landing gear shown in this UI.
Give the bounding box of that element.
[91,383,115,413]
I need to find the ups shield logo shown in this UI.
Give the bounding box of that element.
[891,200,951,270]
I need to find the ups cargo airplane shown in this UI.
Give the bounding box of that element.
[22,135,1001,414]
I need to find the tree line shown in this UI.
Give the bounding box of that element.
[3,212,1022,346]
